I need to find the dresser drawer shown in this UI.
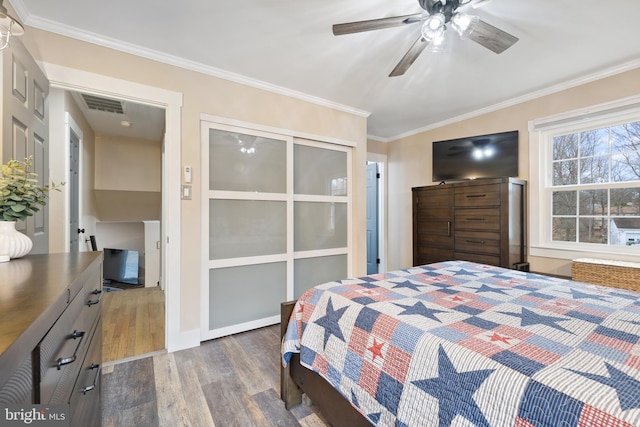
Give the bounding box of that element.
[39,291,94,404]
[455,230,500,255]
[454,251,500,266]
[0,356,32,404]
[69,317,101,425]
[455,184,500,207]
[455,208,500,231]
[78,268,103,334]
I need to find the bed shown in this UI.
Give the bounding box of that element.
[281,260,640,427]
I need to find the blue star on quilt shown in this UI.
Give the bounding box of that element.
[451,268,480,277]
[499,307,573,334]
[394,301,447,322]
[412,345,494,427]
[351,390,381,424]
[392,280,425,292]
[469,284,510,295]
[314,297,348,349]
[568,363,640,411]
[569,288,610,302]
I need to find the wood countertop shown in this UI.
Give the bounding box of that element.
[0,252,102,381]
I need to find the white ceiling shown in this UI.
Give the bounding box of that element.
[70,91,166,141]
[11,0,640,141]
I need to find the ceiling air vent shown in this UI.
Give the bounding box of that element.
[81,94,125,114]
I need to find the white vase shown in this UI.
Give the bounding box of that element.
[0,220,33,261]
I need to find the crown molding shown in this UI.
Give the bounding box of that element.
[17,9,370,119]
[378,58,640,142]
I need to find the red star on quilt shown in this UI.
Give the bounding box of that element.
[489,332,512,344]
[368,338,385,361]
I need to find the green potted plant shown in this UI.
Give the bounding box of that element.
[0,157,62,261]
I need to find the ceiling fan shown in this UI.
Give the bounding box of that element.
[332,0,518,77]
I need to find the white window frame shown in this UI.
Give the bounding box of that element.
[529,95,640,262]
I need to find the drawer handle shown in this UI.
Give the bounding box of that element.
[87,289,103,307]
[447,221,451,237]
[466,239,486,245]
[466,194,486,198]
[466,217,485,221]
[56,330,85,370]
[81,363,101,394]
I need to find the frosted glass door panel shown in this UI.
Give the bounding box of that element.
[210,200,286,260]
[209,129,286,193]
[209,262,285,329]
[294,145,347,196]
[294,255,348,298]
[294,202,347,251]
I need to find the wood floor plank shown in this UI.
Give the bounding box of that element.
[252,388,302,427]
[101,357,159,427]
[152,353,198,427]
[203,376,264,426]
[175,357,218,427]
[221,334,273,395]
[102,325,329,426]
[102,287,165,362]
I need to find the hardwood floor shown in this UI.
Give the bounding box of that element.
[102,286,165,363]
[102,325,330,427]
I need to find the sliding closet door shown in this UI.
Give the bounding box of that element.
[201,122,351,340]
[293,140,349,298]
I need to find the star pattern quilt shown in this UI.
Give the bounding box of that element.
[282,261,640,427]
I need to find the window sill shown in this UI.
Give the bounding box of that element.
[529,244,640,263]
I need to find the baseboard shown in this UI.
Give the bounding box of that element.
[167,328,200,353]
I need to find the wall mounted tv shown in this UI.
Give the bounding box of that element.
[432,130,519,182]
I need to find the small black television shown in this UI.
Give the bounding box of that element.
[432,130,519,182]
[103,248,140,285]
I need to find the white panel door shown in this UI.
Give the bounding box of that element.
[1,39,50,253]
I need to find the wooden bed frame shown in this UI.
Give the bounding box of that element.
[280,301,371,427]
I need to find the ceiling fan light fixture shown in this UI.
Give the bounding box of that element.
[427,32,447,52]
[0,1,24,50]
[451,12,479,39]
[421,13,445,41]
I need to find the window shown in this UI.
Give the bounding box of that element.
[529,96,640,260]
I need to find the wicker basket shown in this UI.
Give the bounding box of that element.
[572,258,640,293]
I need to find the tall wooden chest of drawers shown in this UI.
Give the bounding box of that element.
[0,252,103,426]
[413,178,526,268]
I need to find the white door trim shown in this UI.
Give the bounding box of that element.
[64,112,82,252]
[41,63,188,352]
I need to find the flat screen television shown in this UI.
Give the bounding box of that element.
[432,130,519,182]
[103,248,140,285]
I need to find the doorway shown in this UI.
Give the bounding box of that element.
[367,153,387,273]
[44,62,183,354]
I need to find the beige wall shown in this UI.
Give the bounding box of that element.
[386,68,640,276]
[94,134,162,222]
[367,138,388,156]
[95,134,161,192]
[23,27,368,336]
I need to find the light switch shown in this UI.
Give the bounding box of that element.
[181,185,192,200]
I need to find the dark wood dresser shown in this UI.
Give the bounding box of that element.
[413,178,526,268]
[0,252,103,426]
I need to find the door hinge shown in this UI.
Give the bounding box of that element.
[377,173,380,179]
[376,258,381,264]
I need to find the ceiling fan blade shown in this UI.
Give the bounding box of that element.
[468,19,518,54]
[333,13,423,36]
[389,36,429,77]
